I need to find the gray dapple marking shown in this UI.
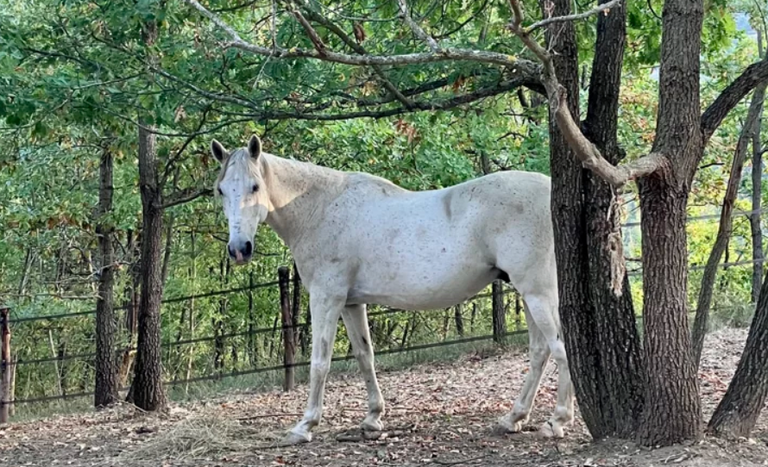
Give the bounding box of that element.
[210,135,573,444]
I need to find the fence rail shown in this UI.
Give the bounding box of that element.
[0,330,527,406]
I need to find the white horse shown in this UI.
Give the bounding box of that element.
[210,135,574,444]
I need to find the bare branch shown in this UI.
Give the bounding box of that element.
[397,0,440,53]
[183,0,532,68]
[526,0,623,32]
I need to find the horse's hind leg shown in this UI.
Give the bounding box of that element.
[341,304,385,431]
[523,291,574,438]
[498,305,550,433]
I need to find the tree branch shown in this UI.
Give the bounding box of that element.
[397,0,440,53]
[507,0,663,187]
[160,188,213,210]
[183,0,534,68]
[526,0,623,32]
[290,9,328,56]
[701,59,768,143]
[292,0,416,109]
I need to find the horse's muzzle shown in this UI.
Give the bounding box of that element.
[228,241,253,264]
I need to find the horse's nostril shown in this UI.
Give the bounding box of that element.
[244,241,253,257]
[227,244,236,258]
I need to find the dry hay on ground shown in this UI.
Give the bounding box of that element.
[1,328,767,466]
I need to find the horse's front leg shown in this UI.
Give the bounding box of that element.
[341,304,385,431]
[283,292,344,445]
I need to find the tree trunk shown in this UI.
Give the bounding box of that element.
[161,216,174,288]
[279,266,295,391]
[636,181,702,444]
[708,264,768,437]
[292,262,301,348]
[454,304,464,337]
[692,77,767,369]
[543,0,636,440]
[576,0,645,438]
[128,17,167,412]
[94,143,119,408]
[752,32,766,304]
[491,280,506,344]
[633,0,705,446]
[48,330,62,396]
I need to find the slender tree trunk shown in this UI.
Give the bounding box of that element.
[17,249,32,297]
[752,32,766,304]
[491,280,506,344]
[454,304,464,337]
[692,78,767,369]
[48,330,62,396]
[708,265,768,437]
[127,17,167,412]
[292,262,301,348]
[94,143,119,408]
[128,116,167,411]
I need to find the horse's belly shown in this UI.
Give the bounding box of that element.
[347,262,497,310]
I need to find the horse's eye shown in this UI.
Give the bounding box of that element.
[252,184,259,193]
[217,187,223,196]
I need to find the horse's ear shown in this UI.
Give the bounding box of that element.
[211,139,228,164]
[248,135,262,160]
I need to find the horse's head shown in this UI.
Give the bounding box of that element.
[211,135,269,265]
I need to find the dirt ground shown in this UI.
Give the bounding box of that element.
[2,328,768,467]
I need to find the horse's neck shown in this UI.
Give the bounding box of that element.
[261,154,346,247]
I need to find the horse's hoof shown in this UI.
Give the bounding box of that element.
[361,418,383,432]
[496,415,523,434]
[281,430,312,446]
[538,421,564,438]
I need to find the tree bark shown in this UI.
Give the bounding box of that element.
[127,115,167,411]
[94,143,119,408]
[541,0,607,440]
[692,78,767,369]
[491,280,506,344]
[454,304,464,337]
[708,263,768,437]
[579,0,644,439]
[752,32,766,304]
[279,266,295,391]
[635,0,704,445]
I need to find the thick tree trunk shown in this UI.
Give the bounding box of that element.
[636,182,701,444]
[577,0,645,439]
[634,0,704,446]
[708,266,768,437]
[692,80,767,369]
[94,144,119,408]
[127,118,167,410]
[544,0,641,440]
